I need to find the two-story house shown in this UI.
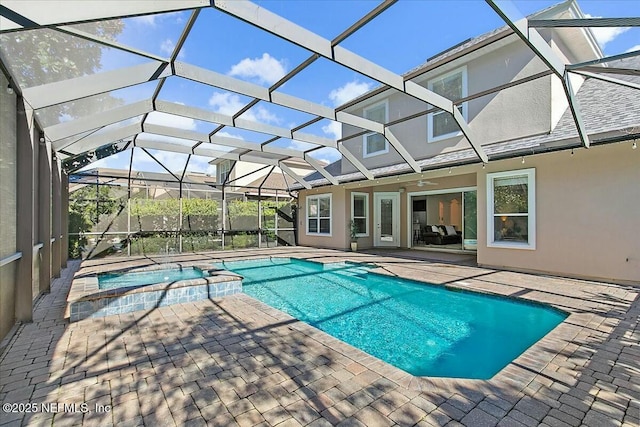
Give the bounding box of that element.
[296,0,639,284]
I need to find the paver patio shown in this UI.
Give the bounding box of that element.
[0,247,638,427]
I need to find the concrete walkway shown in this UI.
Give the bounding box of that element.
[0,247,638,426]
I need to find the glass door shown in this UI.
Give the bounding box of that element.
[374,192,400,247]
[463,190,477,250]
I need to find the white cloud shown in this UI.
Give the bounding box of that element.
[283,139,316,151]
[321,121,342,140]
[208,91,282,125]
[208,92,244,116]
[160,39,174,55]
[145,111,197,130]
[216,131,244,140]
[228,53,287,85]
[151,151,190,172]
[159,39,185,59]
[130,15,157,26]
[130,11,183,27]
[585,14,630,48]
[308,147,341,165]
[328,80,373,106]
[243,107,281,125]
[625,44,640,53]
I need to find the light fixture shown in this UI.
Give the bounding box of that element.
[571,149,574,157]
[521,157,525,164]
[6,84,14,95]
[482,163,485,169]
[448,167,452,174]
[633,141,637,150]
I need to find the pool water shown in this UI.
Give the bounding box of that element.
[98,267,205,290]
[221,258,567,379]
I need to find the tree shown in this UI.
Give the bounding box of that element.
[68,184,120,258]
[1,21,125,125]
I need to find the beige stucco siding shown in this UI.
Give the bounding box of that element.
[477,143,640,283]
[297,187,349,250]
[341,39,551,175]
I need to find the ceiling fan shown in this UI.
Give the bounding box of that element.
[416,179,438,187]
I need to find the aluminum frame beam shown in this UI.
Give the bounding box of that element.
[485,0,591,148]
[303,155,339,186]
[338,145,374,180]
[141,123,302,158]
[569,70,640,91]
[212,0,486,163]
[46,100,153,142]
[528,18,640,28]
[55,26,167,62]
[384,128,420,173]
[156,100,337,148]
[0,0,209,32]
[566,50,640,70]
[23,62,171,110]
[576,66,640,77]
[175,62,379,133]
[278,163,311,190]
[58,122,142,154]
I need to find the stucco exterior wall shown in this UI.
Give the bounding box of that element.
[297,186,350,250]
[477,143,640,283]
[341,39,551,175]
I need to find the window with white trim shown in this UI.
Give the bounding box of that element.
[307,194,331,235]
[351,192,369,237]
[363,101,388,157]
[217,160,232,184]
[427,66,467,142]
[487,168,536,249]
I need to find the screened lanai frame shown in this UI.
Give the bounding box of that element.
[1,0,639,189]
[68,166,298,258]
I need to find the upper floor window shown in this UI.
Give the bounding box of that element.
[363,101,388,157]
[307,194,331,236]
[428,66,467,142]
[487,168,536,250]
[217,160,232,184]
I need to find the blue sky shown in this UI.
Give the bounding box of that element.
[81,0,640,175]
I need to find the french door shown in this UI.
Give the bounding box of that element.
[374,192,400,247]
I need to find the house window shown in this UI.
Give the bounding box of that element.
[307,194,331,235]
[363,101,388,157]
[427,66,467,142]
[218,160,231,184]
[487,168,536,250]
[351,192,369,237]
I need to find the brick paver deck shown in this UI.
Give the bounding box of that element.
[1,248,638,426]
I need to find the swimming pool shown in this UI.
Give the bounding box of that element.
[98,266,205,290]
[220,258,567,379]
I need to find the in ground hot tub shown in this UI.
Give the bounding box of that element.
[67,263,241,322]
